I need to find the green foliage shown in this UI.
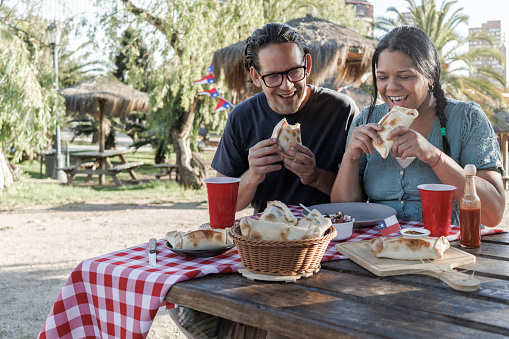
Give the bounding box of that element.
[97,0,364,147]
[375,0,506,116]
[113,27,152,91]
[0,2,106,160]
[0,24,54,160]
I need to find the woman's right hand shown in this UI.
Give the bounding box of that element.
[344,123,384,161]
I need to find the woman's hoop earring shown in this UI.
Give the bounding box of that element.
[428,84,434,92]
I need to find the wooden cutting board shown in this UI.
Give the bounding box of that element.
[335,240,480,292]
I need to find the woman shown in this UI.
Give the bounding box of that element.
[331,26,505,227]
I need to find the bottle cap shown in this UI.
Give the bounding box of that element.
[464,164,476,176]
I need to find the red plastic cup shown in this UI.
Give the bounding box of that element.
[204,177,241,228]
[417,184,456,237]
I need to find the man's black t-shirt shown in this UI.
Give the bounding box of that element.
[211,85,358,213]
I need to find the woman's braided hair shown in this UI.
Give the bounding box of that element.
[369,26,450,155]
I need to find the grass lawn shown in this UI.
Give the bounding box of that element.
[1,149,214,211]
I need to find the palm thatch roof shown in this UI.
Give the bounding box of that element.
[58,76,150,117]
[58,76,150,152]
[212,15,377,104]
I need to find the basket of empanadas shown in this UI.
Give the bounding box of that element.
[229,201,337,276]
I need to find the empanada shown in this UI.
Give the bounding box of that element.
[259,200,298,225]
[369,236,450,260]
[166,229,232,250]
[271,118,301,161]
[372,106,419,159]
[240,216,320,241]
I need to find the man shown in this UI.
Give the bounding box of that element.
[212,22,358,213]
[170,23,358,339]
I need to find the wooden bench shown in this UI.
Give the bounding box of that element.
[107,162,144,174]
[150,163,179,181]
[57,162,96,174]
[107,161,144,186]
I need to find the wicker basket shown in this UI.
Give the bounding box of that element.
[229,223,337,276]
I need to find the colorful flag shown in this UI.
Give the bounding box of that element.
[206,62,213,73]
[213,97,234,113]
[337,85,350,92]
[194,73,215,85]
[198,87,219,97]
[377,215,401,237]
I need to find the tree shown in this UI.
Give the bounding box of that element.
[0,23,54,189]
[114,27,152,91]
[94,0,262,188]
[95,0,364,189]
[375,0,505,115]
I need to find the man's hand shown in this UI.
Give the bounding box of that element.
[246,138,284,185]
[283,143,319,186]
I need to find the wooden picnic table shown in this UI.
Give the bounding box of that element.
[151,163,179,181]
[165,232,509,338]
[59,149,143,186]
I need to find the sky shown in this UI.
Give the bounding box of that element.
[372,0,509,38]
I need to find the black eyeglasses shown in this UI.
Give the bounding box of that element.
[254,60,307,88]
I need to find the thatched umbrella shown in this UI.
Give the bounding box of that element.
[58,76,150,152]
[212,14,377,103]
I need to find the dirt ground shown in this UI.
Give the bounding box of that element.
[1,193,508,339]
[0,198,254,339]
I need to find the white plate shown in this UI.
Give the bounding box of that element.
[308,202,397,228]
[400,228,430,239]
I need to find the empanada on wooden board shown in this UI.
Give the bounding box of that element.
[335,239,480,292]
[369,236,450,260]
[372,106,418,158]
[271,118,301,160]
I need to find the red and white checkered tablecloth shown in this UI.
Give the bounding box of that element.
[38,206,504,339]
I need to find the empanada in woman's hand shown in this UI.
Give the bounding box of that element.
[373,106,418,158]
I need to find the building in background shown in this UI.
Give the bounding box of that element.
[345,0,373,37]
[469,20,507,86]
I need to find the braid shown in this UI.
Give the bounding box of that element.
[432,82,450,155]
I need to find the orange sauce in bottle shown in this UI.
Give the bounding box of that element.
[459,208,481,248]
[460,165,481,248]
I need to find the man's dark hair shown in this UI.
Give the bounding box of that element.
[244,22,310,72]
[369,26,450,155]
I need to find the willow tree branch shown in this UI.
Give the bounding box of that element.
[119,0,178,48]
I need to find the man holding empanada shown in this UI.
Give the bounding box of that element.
[211,22,358,213]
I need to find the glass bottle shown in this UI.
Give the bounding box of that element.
[460,164,481,248]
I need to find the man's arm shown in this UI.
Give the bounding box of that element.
[283,143,337,196]
[217,138,284,211]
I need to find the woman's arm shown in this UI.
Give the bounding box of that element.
[430,150,505,227]
[331,123,383,203]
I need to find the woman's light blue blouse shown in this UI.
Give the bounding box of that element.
[342,98,503,225]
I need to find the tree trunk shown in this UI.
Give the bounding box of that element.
[170,99,203,189]
[0,150,14,192]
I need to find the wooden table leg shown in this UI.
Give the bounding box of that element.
[110,173,123,186]
[84,160,99,184]
[99,158,106,185]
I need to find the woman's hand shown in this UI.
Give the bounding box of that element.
[387,127,440,165]
[344,123,384,161]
